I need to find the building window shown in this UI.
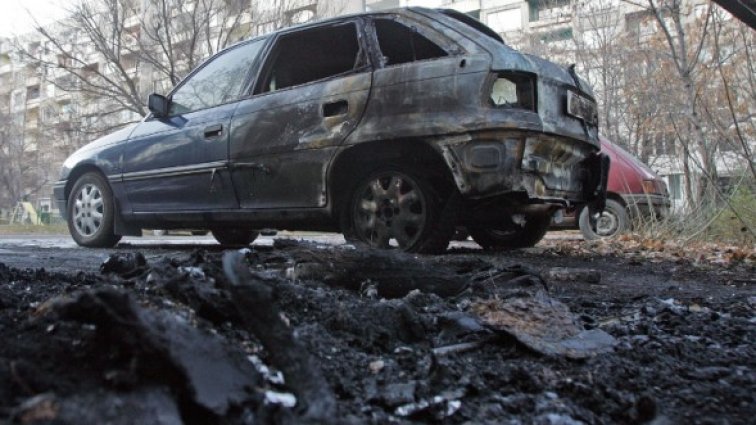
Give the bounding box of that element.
[43,106,57,122]
[529,0,571,22]
[487,8,522,33]
[652,132,675,156]
[27,85,40,100]
[539,28,573,44]
[11,91,25,110]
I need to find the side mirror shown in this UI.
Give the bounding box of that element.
[148,93,170,118]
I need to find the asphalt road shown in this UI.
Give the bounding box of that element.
[0,231,582,273]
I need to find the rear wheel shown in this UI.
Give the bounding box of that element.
[469,212,551,250]
[67,172,122,248]
[212,228,259,246]
[341,168,454,254]
[578,199,628,240]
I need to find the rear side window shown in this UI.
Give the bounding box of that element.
[374,19,447,66]
[261,23,362,93]
[170,39,264,115]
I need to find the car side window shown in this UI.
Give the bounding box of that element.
[373,19,448,66]
[170,39,264,115]
[259,23,363,93]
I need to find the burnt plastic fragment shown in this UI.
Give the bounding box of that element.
[223,251,337,422]
[472,291,616,359]
[100,252,148,279]
[54,288,261,418]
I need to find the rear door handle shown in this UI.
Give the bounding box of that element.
[204,124,223,139]
[322,100,348,117]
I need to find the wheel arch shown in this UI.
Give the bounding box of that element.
[64,163,108,201]
[65,164,139,237]
[328,138,456,220]
[606,191,627,207]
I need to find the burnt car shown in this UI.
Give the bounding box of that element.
[53,8,608,253]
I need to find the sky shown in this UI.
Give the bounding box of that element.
[0,0,73,38]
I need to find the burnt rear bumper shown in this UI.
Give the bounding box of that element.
[438,131,606,207]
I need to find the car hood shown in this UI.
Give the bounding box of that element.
[605,140,658,180]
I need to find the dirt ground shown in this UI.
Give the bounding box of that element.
[0,236,753,424]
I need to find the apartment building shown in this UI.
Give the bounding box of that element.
[0,32,80,216]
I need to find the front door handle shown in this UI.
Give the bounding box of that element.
[322,100,348,117]
[204,124,223,139]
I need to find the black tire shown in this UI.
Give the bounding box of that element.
[578,199,629,240]
[212,228,259,246]
[340,167,456,254]
[67,172,122,248]
[469,212,551,250]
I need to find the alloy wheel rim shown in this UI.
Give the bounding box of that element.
[353,173,426,249]
[73,184,104,237]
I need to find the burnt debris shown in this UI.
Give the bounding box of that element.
[0,241,753,424]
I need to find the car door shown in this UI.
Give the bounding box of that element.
[229,20,372,209]
[121,38,266,212]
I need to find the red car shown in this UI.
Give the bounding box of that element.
[557,138,670,239]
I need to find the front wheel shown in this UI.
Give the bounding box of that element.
[340,168,454,254]
[578,199,629,240]
[211,228,259,246]
[67,172,122,248]
[469,212,551,250]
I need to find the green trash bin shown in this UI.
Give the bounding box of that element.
[40,212,51,225]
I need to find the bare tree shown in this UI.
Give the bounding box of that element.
[706,8,755,180]
[0,104,51,210]
[618,0,717,205]
[574,1,626,144]
[139,0,254,90]
[19,0,255,126]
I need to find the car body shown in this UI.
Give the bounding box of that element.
[554,137,670,239]
[53,7,608,252]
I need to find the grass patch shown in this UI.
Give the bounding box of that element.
[706,186,756,245]
[0,223,69,235]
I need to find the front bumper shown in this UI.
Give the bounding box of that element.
[621,193,670,219]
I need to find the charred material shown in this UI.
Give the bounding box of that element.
[2,240,753,424]
[52,289,262,420]
[223,252,337,422]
